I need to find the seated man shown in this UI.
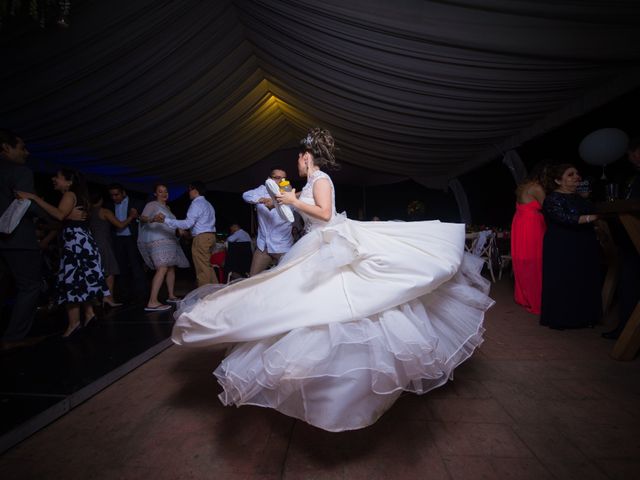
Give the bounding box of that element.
[226,223,252,244]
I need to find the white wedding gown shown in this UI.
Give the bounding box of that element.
[173,171,494,432]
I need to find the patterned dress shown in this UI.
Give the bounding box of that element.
[137,201,189,269]
[56,219,110,304]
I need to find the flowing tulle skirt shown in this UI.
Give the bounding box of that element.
[173,217,493,431]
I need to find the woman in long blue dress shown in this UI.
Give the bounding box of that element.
[540,164,602,329]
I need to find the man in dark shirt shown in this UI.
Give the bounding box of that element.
[0,130,43,349]
[624,137,640,199]
[602,138,640,339]
[107,183,146,302]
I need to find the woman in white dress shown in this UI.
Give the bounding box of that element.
[173,128,494,432]
[138,183,189,312]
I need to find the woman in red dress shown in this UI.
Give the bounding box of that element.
[511,168,546,314]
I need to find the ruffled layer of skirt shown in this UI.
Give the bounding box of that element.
[172,218,493,431]
[214,253,492,432]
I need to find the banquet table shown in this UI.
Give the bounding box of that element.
[595,200,640,360]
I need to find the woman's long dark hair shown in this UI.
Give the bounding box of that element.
[60,168,90,212]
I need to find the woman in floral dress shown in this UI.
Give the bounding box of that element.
[18,169,109,337]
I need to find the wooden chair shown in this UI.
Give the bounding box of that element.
[471,231,497,282]
[464,232,478,253]
[498,254,512,280]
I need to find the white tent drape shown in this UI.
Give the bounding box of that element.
[502,150,528,185]
[2,0,639,191]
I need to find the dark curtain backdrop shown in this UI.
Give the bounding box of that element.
[3,0,640,195]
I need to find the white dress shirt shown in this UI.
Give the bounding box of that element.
[227,228,252,243]
[242,184,293,254]
[164,195,216,236]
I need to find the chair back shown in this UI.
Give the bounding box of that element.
[471,230,493,257]
[470,230,498,282]
[225,241,253,278]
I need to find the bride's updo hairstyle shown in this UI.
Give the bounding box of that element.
[300,127,339,170]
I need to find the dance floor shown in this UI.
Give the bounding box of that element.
[0,302,175,454]
[1,278,639,479]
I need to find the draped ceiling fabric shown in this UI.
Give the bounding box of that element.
[2,0,640,193]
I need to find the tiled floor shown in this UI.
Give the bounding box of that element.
[1,278,639,479]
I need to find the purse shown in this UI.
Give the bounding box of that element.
[0,198,32,234]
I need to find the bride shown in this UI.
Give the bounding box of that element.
[172,127,493,432]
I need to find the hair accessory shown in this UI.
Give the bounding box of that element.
[301,133,313,148]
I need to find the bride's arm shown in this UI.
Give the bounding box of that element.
[278,178,332,222]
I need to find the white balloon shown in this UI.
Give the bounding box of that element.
[579,128,629,166]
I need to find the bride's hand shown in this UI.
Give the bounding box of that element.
[277,189,297,205]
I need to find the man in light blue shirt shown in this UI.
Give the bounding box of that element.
[154,181,217,286]
[242,167,294,275]
[227,223,252,244]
